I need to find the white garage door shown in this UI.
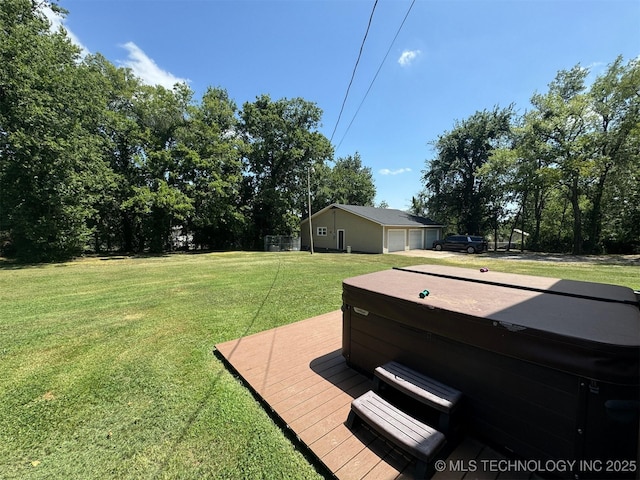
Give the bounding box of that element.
[409,229,423,249]
[388,230,405,252]
[425,229,439,249]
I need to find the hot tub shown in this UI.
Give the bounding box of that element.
[342,265,639,478]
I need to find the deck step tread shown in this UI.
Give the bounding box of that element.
[349,390,446,462]
[374,361,462,413]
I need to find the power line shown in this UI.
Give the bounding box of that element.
[329,0,379,143]
[336,0,417,151]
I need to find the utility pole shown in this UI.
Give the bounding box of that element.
[307,165,314,254]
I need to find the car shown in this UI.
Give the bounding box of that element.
[432,235,488,254]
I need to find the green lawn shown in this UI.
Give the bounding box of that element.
[0,251,637,479]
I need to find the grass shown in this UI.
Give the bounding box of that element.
[0,251,637,479]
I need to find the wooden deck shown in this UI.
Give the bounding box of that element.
[215,311,534,480]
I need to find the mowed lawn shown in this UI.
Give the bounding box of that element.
[0,251,638,479]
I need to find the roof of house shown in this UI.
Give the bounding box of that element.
[303,204,443,227]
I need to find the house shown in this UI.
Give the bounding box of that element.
[300,204,444,253]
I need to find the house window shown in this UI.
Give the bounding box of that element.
[316,227,327,236]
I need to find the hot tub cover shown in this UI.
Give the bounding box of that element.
[342,265,640,385]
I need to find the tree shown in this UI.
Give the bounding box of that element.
[177,87,246,250]
[470,58,640,254]
[309,152,376,212]
[409,192,429,217]
[422,106,514,235]
[0,0,109,261]
[83,53,146,252]
[126,83,194,253]
[327,153,376,206]
[476,145,522,250]
[601,154,640,252]
[477,109,564,251]
[528,66,592,254]
[518,59,640,254]
[584,56,640,252]
[239,95,332,248]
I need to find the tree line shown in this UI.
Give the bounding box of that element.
[0,0,376,261]
[414,57,639,254]
[2,1,638,262]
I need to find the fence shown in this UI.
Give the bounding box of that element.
[264,235,301,252]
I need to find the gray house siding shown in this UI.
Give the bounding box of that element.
[300,204,443,254]
[301,207,383,253]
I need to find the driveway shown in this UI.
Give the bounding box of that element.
[391,249,461,259]
[391,249,640,266]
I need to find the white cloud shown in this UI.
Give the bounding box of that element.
[586,61,605,70]
[398,49,421,67]
[41,6,90,57]
[379,168,412,176]
[119,42,189,89]
[39,6,186,89]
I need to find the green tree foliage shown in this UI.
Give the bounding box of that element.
[3,2,636,259]
[239,95,333,248]
[310,152,376,212]
[0,0,110,261]
[478,111,563,251]
[326,153,376,206]
[527,66,592,254]
[0,6,350,261]
[584,56,640,253]
[422,106,514,235]
[126,83,195,253]
[177,87,245,250]
[472,58,640,253]
[83,53,146,252]
[0,3,375,261]
[408,193,428,218]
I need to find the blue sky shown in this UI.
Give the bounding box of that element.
[50,0,639,210]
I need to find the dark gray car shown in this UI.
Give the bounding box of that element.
[432,235,488,254]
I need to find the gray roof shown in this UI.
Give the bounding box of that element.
[326,204,442,227]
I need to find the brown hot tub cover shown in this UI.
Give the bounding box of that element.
[341,265,639,477]
[343,265,639,385]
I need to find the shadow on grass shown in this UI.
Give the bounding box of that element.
[0,252,175,270]
[0,258,59,270]
[0,249,270,270]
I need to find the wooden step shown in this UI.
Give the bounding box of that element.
[374,361,462,436]
[347,390,445,478]
[374,361,462,413]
